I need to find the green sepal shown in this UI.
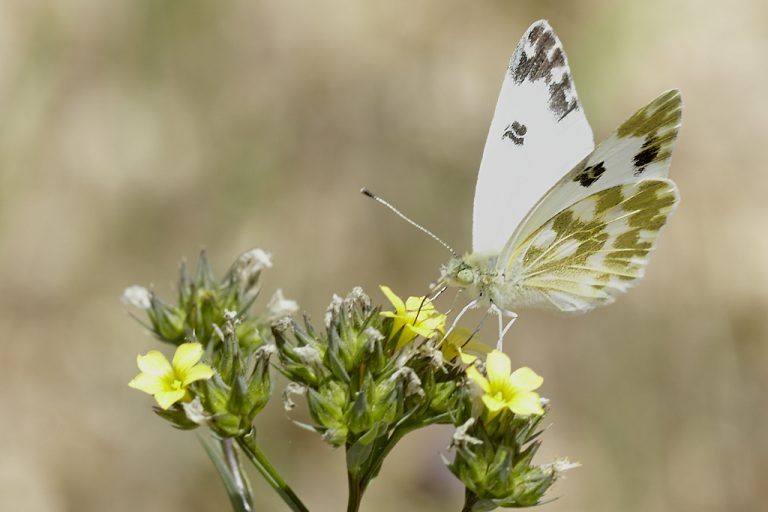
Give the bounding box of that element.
[210,412,244,438]
[152,405,199,430]
[347,378,373,434]
[147,296,186,345]
[345,439,374,475]
[326,326,351,384]
[227,375,250,417]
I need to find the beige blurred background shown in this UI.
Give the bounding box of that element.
[1,0,766,511]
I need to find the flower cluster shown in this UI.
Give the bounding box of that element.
[272,286,470,489]
[448,350,574,509]
[122,249,274,348]
[124,250,574,512]
[124,250,290,436]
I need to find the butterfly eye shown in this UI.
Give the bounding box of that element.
[457,268,474,285]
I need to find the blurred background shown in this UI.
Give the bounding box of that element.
[1,0,766,511]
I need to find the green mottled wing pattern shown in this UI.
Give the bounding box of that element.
[501,90,682,259]
[505,179,679,312]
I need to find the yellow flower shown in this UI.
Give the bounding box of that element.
[465,350,544,418]
[128,343,214,410]
[379,285,446,350]
[441,327,491,362]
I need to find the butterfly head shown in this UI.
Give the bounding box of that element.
[441,256,481,289]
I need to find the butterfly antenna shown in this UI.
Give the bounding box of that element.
[361,188,458,257]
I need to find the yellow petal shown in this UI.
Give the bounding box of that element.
[509,367,543,392]
[442,343,459,362]
[446,326,472,343]
[420,315,446,331]
[463,340,492,355]
[128,373,165,395]
[481,394,507,413]
[154,390,186,410]
[172,343,204,373]
[408,324,439,339]
[182,363,214,386]
[508,391,544,416]
[458,348,477,365]
[137,351,173,377]
[485,350,511,388]
[386,317,405,336]
[465,365,490,393]
[380,285,405,312]
[405,296,431,313]
[394,331,418,351]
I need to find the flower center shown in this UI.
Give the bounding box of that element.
[163,371,185,391]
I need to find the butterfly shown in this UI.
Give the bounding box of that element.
[365,20,681,347]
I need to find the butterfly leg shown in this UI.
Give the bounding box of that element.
[463,307,491,346]
[444,288,465,316]
[429,284,448,302]
[442,296,480,343]
[490,303,518,350]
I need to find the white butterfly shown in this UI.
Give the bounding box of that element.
[366,20,681,347]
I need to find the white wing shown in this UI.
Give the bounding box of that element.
[472,20,594,256]
[494,90,683,313]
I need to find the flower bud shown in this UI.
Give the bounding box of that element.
[307,381,349,446]
[267,289,299,320]
[147,297,186,344]
[224,248,272,303]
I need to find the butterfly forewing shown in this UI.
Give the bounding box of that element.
[500,89,682,264]
[472,20,594,256]
[505,179,679,312]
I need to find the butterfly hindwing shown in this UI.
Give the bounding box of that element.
[505,179,679,312]
[472,20,594,255]
[500,89,682,262]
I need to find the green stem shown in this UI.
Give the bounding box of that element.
[345,426,414,512]
[461,488,479,512]
[221,438,254,512]
[361,426,410,484]
[236,435,310,512]
[346,469,364,512]
[198,432,254,512]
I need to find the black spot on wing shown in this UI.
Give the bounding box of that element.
[511,22,580,121]
[572,161,606,187]
[633,135,661,176]
[514,27,558,83]
[549,74,579,121]
[502,121,527,145]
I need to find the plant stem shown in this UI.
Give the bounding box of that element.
[346,469,364,512]
[221,438,254,512]
[461,488,479,512]
[198,432,254,512]
[360,426,409,484]
[236,435,310,512]
[345,426,413,512]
